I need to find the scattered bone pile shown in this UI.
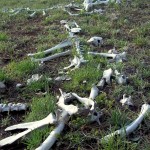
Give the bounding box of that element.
[1,0,150,150]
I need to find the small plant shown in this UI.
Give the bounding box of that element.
[0,32,8,41]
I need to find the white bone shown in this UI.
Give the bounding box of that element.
[102,68,113,84]
[108,47,118,54]
[101,104,150,142]
[28,39,72,56]
[87,36,103,47]
[115,70,128,84]
[29,11,36,18]
[27,74,43,85]
[64,56,87,71]
[31,50,71,63]
[72,93,95,111]
[88,51,127,63]
[90,110,102,125]
[36,111,68,150]
[89,85,99,100]
[57,89,78,115]
[120,94,133,106]
[55,75,71,81]
[0,113,56,147]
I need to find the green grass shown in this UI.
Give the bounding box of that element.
[0,0,150,149]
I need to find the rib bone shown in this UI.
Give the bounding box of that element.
[31,50,71,63]
[28,39,72,56]
[101,104,150,142]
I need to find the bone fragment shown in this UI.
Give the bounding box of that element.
[89,85,100,100]
[72,93,95,111]
[31,50,71,63]
[115,70,128,84]
[101,104,150,142]
[64,55,87,71]
[27,74,43,85]
[28,39,72,56]
[87,36,103,47]
[0,103,27,112]
[120,94,133,106]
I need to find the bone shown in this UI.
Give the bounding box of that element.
[64,55,87,71]
[0,103,28,112]
[28,39,72,56]
[101,104,150,142]
[57,89,78,115]
[89,85,100,100]
[87,36,103,47]
[0,113,56,147]
[90,109,102,125]
[71,93,95,111]
[114,70,128,84]
[88,51,127,63]
[120,94,133,106]
[27,74,43,85]
[102,68,113,84]
[31,50,71,63]
[55,75,71,81]
[36,111,68,150]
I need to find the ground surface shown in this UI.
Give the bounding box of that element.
[0,0,150,150]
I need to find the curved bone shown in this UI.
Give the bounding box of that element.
[36,111,68,150]
[0,113,56,147]
[64,56,87,71]
[101,104,150,142]
[31,50,71,63]
[72,93,95,111]
[0,103,27,112]
[28,39,72,56]
[120,94,133,106]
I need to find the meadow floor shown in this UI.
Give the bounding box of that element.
[0,0,150,150]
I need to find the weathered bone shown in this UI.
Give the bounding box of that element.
[72,93,95,111]
[120,94,133,106]
[0,113,56,147]
[0,103,27,112]
[102,68,113,84]
[88,51,127,63]
[28,39,72,56]
[57,89,78,115]
[36,111,68,150]
[87,36,103,47]
[27,74,43,85]
[31,50,71,63]
[89,85,100,100]
[64,55,87,71]
[114,70,128,84]
[101,104,150,142]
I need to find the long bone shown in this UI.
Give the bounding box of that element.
[36,110,68,150]
[28,39,72,57]
[88,51,127,63]
[31,50,71,63]
[75,38,84,59]
[0,103,27,112]
[0,113,56,147]
[101,104,150,142]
